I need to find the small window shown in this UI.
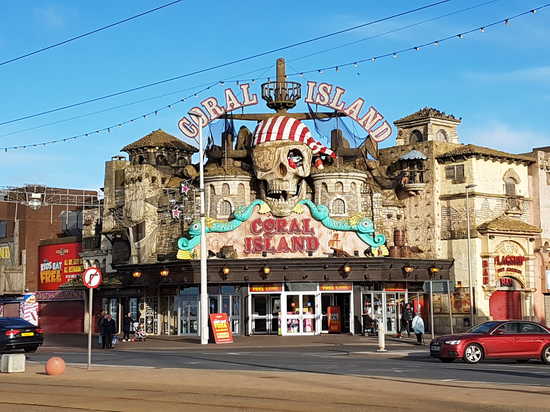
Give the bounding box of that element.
[60,211,83,236]
[436,129,448,142]
[0,221,7,238]
[505,177,517,196]
[332,198,346,215]
[546,172,550,185]
[410,130,424,144]
[132,221,146,242]
[222,184,230,196]
[335,182,344,193]
[218,200,232,218]
[518,323,548,334]
[445,165,465,183]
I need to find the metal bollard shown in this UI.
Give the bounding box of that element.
[376,319,387,352]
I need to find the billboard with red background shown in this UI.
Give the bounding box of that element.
[38,242,83,290]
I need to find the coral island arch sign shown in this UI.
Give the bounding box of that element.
[178,81,392,142]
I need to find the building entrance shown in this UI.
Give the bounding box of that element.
[362,291,410,335]
[321,293,351,333]
[251,294,280,334]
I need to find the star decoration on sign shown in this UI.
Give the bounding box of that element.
[180,181,191,195]
[171,206,182,220]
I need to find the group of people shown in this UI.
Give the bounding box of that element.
[401,303,425,345]
[97,312,138,349]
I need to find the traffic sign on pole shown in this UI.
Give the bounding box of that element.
[82,267,102,370]
[82,267,102,289]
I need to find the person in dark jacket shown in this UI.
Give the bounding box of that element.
[122,312,133,342]
[101,314,116,349]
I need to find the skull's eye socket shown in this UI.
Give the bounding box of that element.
[287,149,304,169]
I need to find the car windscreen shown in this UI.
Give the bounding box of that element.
[0,317,35,329]
[467,321,501,334]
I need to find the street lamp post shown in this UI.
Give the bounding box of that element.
[465,184,477,327]
[197,118,209,345]
[187,114,209,345]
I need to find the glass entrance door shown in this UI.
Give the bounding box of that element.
[285,294,317,335]
[251,294,280,335]
[362,291,407,335]
[177,297,199,335]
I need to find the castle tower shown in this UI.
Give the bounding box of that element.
[393,107,461,146]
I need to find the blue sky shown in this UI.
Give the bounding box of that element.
[1,0,549,190]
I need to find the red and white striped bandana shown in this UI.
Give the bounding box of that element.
[253,116,336,159]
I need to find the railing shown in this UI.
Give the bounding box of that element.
[261,81,301,110]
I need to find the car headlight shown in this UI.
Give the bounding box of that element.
[444,340,461,345]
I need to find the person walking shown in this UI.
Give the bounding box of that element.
[96,311,106,347]
[101,314,116,349]
[122,312,133,342]
[402,303,414,338]
[412,312,425,345]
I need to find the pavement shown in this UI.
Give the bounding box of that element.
[42,332,427,353]
[2,362,550,411]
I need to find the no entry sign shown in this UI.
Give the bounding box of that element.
[82,267,102,289]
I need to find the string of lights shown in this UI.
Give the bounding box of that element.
[0,0,452,127]
[0,0,187,67]
[0,82,216,151]
[1,3,547,153]
[286,5,549,78]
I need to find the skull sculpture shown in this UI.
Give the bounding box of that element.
[251,116,335,217]
[252,141,312,216]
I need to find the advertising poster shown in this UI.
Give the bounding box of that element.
[20,293,38,326]
[38,242,83,290]
[209,313,233,344]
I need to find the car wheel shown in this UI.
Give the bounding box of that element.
[541,345,550,365]
[24,346,38,353]
[440,357,454,363]
[463,343,484,364]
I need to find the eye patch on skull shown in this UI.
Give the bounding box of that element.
[287,149,304,169]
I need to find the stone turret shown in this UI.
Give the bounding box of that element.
[394,107,461,146]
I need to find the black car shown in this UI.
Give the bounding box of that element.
[0,317,44,353]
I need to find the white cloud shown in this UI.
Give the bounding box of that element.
[33,6,65,29]
[462,120,550,153]
[464,66,550,85]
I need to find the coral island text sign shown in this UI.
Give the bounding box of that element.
[244,217,319,254]
[178,82,391,142]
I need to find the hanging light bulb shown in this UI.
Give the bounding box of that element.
[353,62,358,67]
[371,57,376,63]
[457,33,464,39]
[480,27,485,33]
[414,46,420,51]
[434,40,440,47]
[531,9,537,14]
[392,53,398,58]
[504,18,510,25]
[335,66,339,72]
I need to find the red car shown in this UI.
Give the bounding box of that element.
[430,320,550,364]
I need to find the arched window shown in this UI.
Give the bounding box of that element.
[436,129,448,142]
[351,182,357,193]
[332,198,346,215]
[137,155,145,165]
[321,183,329,194]
[209,185,216,196]
[505,177,517,196]
[222,183,230,196]
[409,130,424,144]
[218,200,232,218]
[238,183,246,195]
[335,181,344,193]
